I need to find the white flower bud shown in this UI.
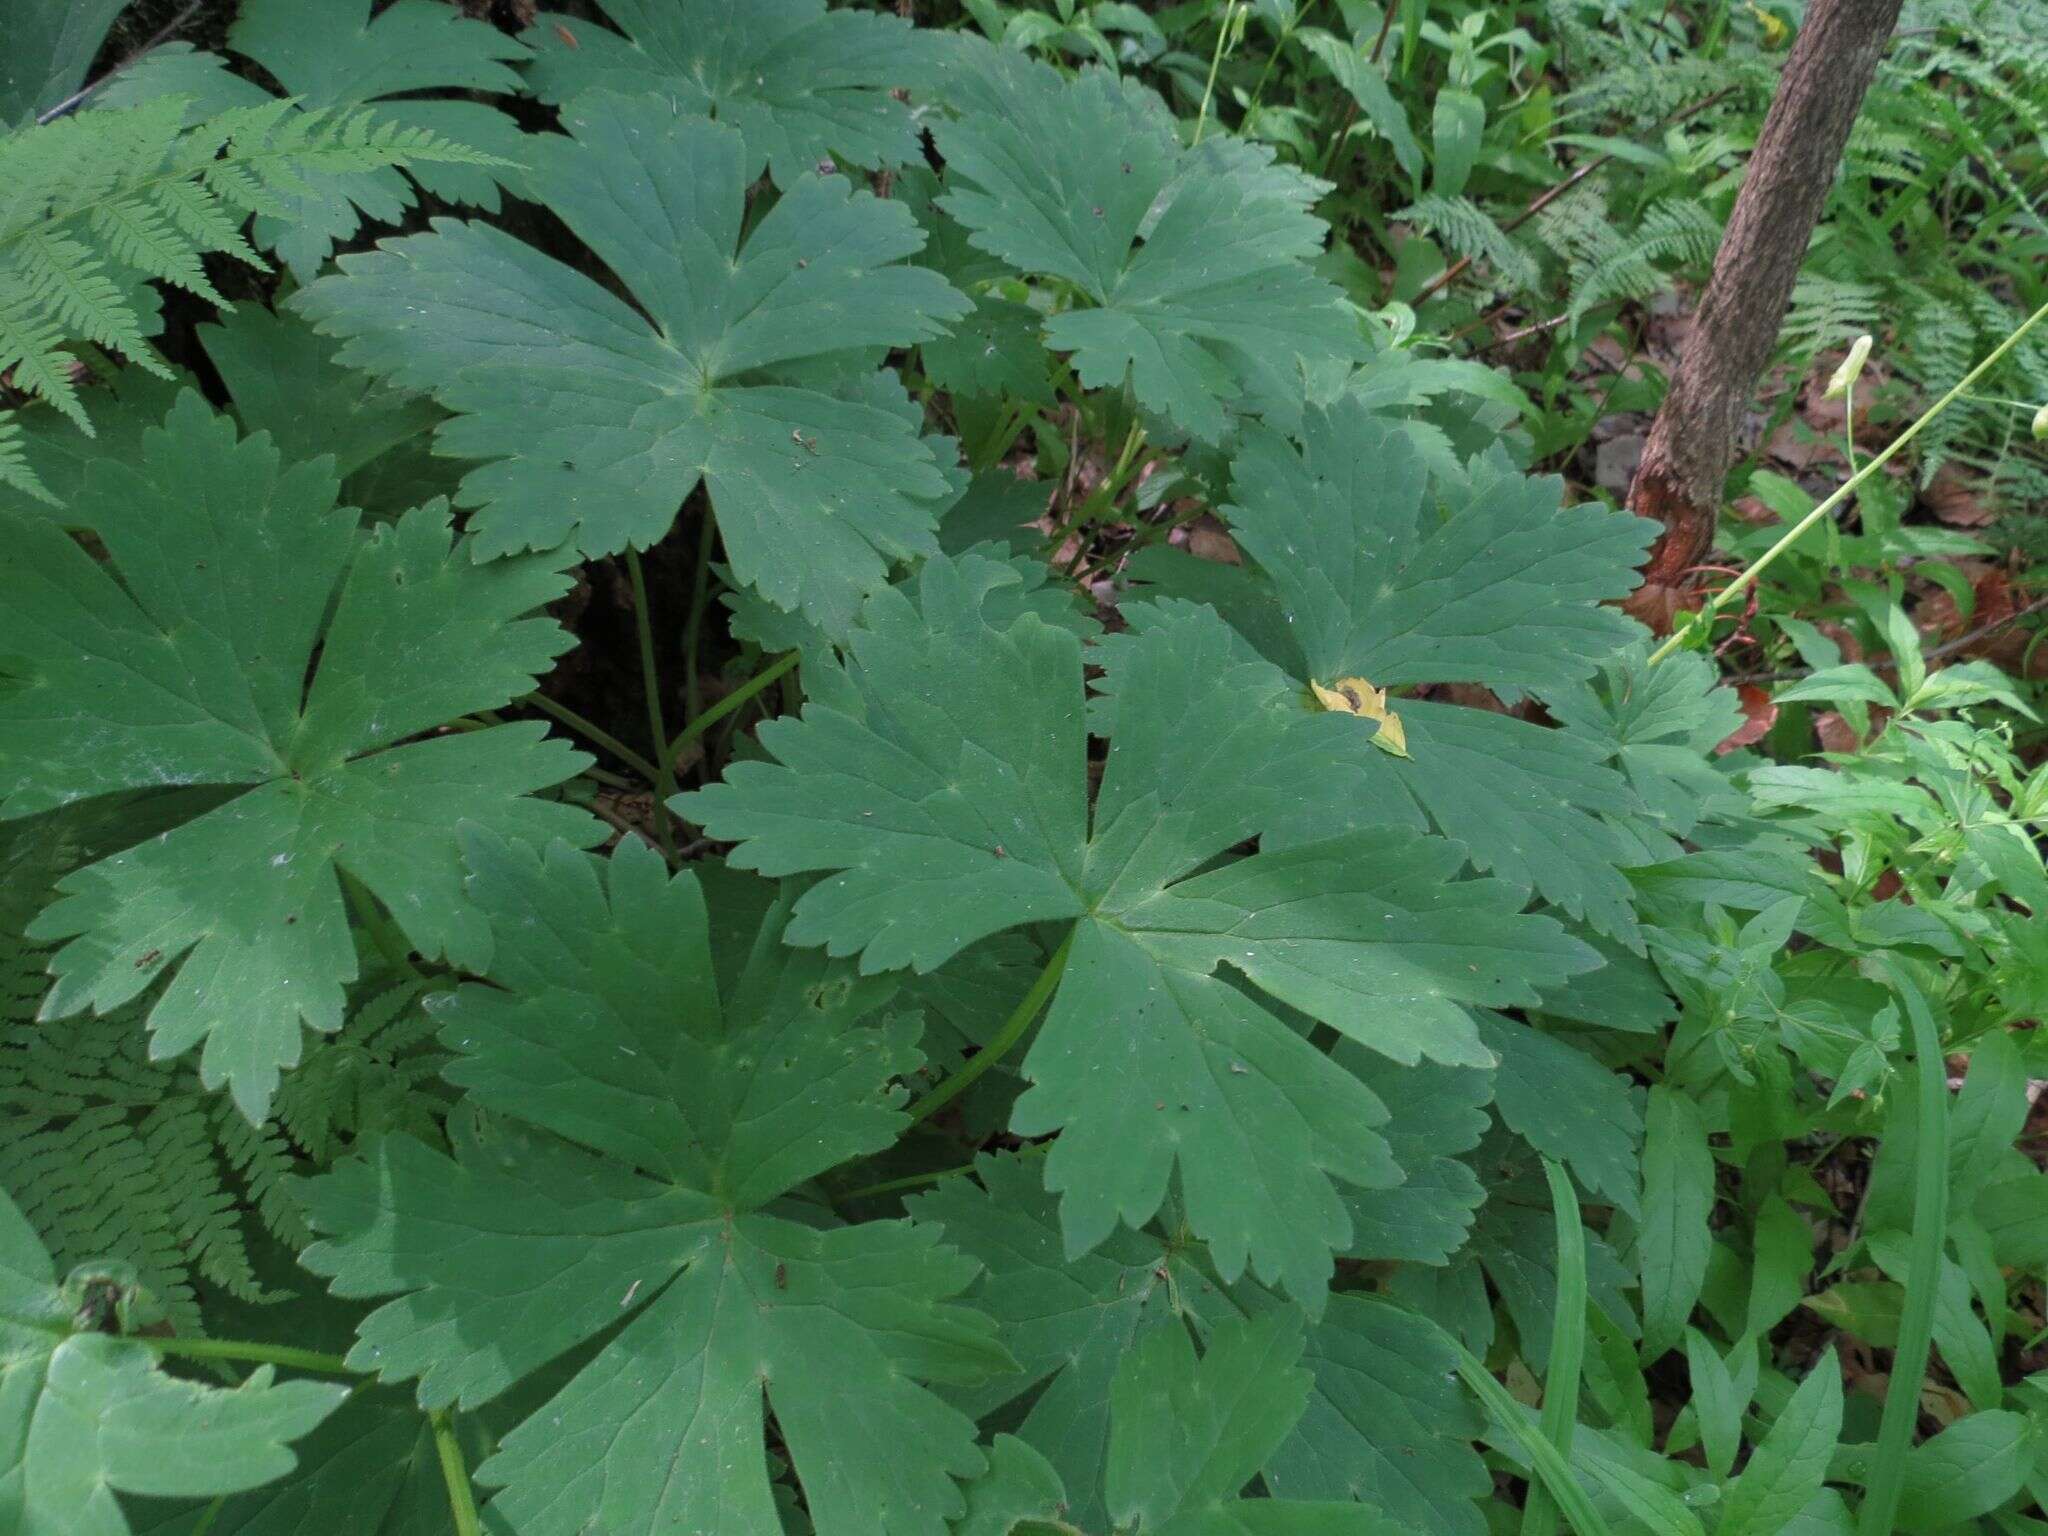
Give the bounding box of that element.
[2033,402,2048,441]
[1823,333,1873,399]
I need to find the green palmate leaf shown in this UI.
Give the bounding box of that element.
[1104,1314,1414,1535]
[0,1188,347,1536]
[221,0,531,276]
[1416,1138,1636,1373]
[895,168,1057,409]
[953,1436,1071,1536]
[1210,398,1655,943]
[681,551,1598,1301]
[1478,1015,1642,1217]
[126,1390,494,1536]
[301,834,1013,1536]
[1337,1049,1491,1266]
[913,1154,1489,1534]
[0,94,496,443]
[908,1153,1243,1531]
[1543,643,1749,861]
[197,305,446,506]
[0,392,594,1119]
[4,305,440,526]
[1534,936,1675,1034]
[1266,1294,1491,1535]
[930,46,1365,443]
[523,0,934,186]
[0,365,183,519]
[948,1314,1424,1536]
[296,94,969,628]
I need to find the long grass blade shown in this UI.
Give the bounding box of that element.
[1857,966,1950,1535]
[1523,1158,1590,1536]
[1451,1339,1614,1536]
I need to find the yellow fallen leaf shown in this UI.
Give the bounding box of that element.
[1310,676,1410,758]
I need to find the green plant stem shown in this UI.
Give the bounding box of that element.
[522,691,663,787]
[625,549,678,856]
[132,1334,358,1376]
[1244,0,1317,112]
[1857,967,1950,1536]
[1844,379,1860,475]
[1192,1,1241,146]
[667,652,799,761]
[1367,0,1399,63]
[904,929,1075,1128]
[1522,1159,1587,1536]
[432,1409,484,1536]
[1059,423,1149,576]
[1449,1339,1614,1536]
[681,509,718,725]
[188,1497,226,1536]
[842,1142,1052,1203]
[1647,294,2048,667]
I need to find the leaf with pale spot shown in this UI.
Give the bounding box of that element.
[0,392,593,1119]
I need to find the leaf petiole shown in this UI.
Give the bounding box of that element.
[130,1334,358,1376]
[904,929,1075,1128]
[433,1408,484,1536]
[626,548,679,857]
[668,651,799,761]
[523,691,663,788]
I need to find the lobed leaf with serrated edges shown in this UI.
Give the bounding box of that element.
[301,833,1012,1536]
[681,550,1597,1303]
[523,0,934,187]
[0,392,594,1118]
[296,95,968,629]
[930,48,1365,444]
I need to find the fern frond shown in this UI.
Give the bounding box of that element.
[0,1107,204,1336]
[88,197,227,305]
[271,979,450,1164]
[1396,193,1541,292]
[0,414,49,501]
[11,228,167,377]
[214,1101,311,1250]
[141,1095,271,1302]
[1528,183,1616,271]
[1565,197,1719,321]
[0,285,86,428]
[1779,276,1886,364]
[0,97,500,442]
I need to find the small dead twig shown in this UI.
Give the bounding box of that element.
[37,0,204,124]
[1724,592,2048,686]
[1412,85,1738,304]
[1683,563,1765,660]
[1469,311,1575,353]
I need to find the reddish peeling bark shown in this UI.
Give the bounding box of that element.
[1626,0,1905,615]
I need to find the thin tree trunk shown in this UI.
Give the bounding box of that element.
[1626,0,1905,610]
